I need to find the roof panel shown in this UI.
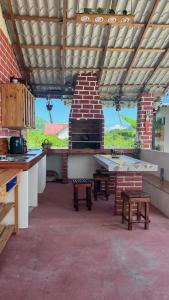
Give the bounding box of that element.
[133,52,162,68]
[22,48,61,67]
[11,0,63,17]
[1,0,169,103]
[16,20,62,45]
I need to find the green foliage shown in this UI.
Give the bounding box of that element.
[104,129,136,148]
[121,115,137,129]
[35,116,47,130]
[27,129,68,148]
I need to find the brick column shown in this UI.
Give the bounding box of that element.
[0,29,21,137]
[137,93,154,149]
[69,73,104,148]
[115,172,142,215]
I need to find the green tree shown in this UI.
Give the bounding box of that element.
[121,115,137,129]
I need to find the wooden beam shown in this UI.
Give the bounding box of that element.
[6,0,30,80]
[61,0,67,85]
[16,44,166,53]
[4,14,62,22]
[100,83,166,87]
[121,0,160,86]
[29,66,169,72]
[4,14,145,27]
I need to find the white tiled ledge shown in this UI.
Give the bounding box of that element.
[94,155,158,172]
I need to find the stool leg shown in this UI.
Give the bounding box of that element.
[144,202,150,230]
[74,186,79,211]
[128,202,132,230]
[122,199,125,223]
[86,186,92,211]
[94,180,97,201]
[137,202,141,221]
[105,181,109,201]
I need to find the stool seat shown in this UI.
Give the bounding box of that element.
[72,179,92,185]
[122,190,151,230]
[122,191,150,199]
[72,179,92,211]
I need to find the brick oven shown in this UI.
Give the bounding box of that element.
[69,73,104,149]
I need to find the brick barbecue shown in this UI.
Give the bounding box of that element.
[69,73,104,149]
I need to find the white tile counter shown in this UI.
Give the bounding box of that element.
[94,155,158,172]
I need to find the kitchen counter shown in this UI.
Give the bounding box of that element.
[94,155,158,172]
[0,149,46,171]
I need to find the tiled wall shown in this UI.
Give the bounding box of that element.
[0,29,21,137]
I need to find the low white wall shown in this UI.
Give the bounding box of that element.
[68,155,100,179]
[140,149,169,181]
[143,181,169,218]
[47,154,62,178]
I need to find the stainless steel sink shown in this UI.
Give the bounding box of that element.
[0,154,36,162]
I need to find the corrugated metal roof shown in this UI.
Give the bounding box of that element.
[1,0,169,107]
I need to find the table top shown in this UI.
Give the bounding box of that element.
[94,155,158,172]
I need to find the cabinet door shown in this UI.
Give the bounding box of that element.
[1,84,24,128]
[31,96,35,128]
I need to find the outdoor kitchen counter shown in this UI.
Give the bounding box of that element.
[0,149,46,171]
[94,154,158,215]
[94,154,158,172]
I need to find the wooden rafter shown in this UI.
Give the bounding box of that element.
[6,0,29,80]
[97,1,117,81]
[121,0,160,87]
[15,44,166,53]
[61,0,67,85]
[28,67,169,72]
[31,83,166,88]
[5,14,169,29]
[4,14,62,22]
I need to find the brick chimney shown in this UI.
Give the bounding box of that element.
[69,73,104,149]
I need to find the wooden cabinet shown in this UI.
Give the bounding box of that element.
[1,83,35,129]
[0,169,20,254]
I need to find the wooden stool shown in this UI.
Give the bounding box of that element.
[72,179,92,211]
[93,172,110,201]
[122,191,151,230]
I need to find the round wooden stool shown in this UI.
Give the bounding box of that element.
[121,190,151,230]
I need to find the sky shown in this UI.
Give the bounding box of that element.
[35,93,169,128]
[35,98,137,128]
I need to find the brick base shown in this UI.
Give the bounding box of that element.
[115,172,142,215]
[62,154,68,184]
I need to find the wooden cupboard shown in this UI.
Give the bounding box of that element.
[0,83,35,129]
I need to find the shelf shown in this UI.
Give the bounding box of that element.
[0,225,14,254]
[0,203,14,222]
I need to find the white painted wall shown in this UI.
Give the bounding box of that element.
[38,155,46,193]
[28,164,38,207]
[68,155,100,179]
[143,181,169,218]
[47,154,63,178]
[141,149,169,181]
[155,106,169,152]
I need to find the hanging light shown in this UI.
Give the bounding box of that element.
[46,97,53,111]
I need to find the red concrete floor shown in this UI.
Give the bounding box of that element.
[0,183,169,300]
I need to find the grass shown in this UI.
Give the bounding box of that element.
[27,128,136,149]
